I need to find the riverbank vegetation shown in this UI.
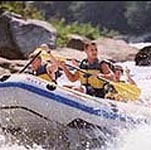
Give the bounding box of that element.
[1,1,151,46]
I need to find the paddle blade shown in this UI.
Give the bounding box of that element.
[34,48,49,61]
[34,48,67,62]
[109,82,141,101]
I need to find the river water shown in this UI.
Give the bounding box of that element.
[0,61,151,150]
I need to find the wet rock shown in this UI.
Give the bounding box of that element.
[0,67,10,76]
[66,34,90,51]
[0,11,57,59]
[52,48,86,61]
[0,57,27,73]
[52,37,139,63]
[95,37,139,62]
[0,11,23,59]
[135,46,151,66]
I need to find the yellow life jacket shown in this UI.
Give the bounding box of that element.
[79,69,105,89]
[34,48,50,61]
[38,73,53,82]
[35,64,53,82]
[79,59,105,89]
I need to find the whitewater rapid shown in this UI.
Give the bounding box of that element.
[0,61,151,150]
[107,61,151,150]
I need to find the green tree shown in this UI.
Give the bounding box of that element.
[51,19,102,47]
[69,1,127,33]
[0,1,44,20]
[125,1,151,34]
[33,1,73,22]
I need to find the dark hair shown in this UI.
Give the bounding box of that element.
[113,65,123,73]
[100,59,114,71]
[84,41,97,50]
[47,43,55,49]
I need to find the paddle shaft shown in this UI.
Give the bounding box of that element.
[40,51,140,99]
[65,63,108,83]
[66,58,80,63]
[65,63,140,98]
[19,51,42,73]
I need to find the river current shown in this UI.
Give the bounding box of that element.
[0,61,151,150]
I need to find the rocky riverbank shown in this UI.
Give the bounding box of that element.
[0,11,142,75]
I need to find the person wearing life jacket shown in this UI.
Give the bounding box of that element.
[28,45,59,83]
[104,64,137,101]
[113,65,136,85]
[59,41,115,98]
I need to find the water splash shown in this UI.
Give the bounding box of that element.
[119,124,151,150]
[0,127,45,150]
[0,61,151,150]
[0,144,43,150]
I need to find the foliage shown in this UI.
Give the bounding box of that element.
[0,1,44,20]
[124,1,151,34]
[0,1,120,47]
[50,18,119,47]
[37,1,151,35]
[51,19,101,47]
[55,1,127,34]
[2,1,151,36]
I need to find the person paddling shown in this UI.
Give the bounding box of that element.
[27,43,59,83]
[59,41,115,98]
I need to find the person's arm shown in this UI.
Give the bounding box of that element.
[46,63,58,81]
[47,50,59,64]
[125,67,137,85]
[98,72,115,81]
[39,44,58,64]
[59,61,79,82]
[99,62,115,80]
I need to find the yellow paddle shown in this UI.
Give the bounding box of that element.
[34,48,80,63]
[65,63,141,101]
[20,50,42,73]
[34,48,141,101]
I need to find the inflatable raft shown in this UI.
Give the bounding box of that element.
[0,74,150,132]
